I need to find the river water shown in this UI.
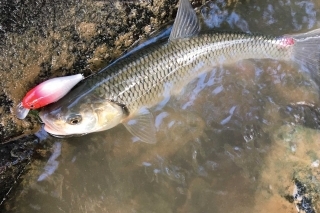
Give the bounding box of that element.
[3,0,320,212]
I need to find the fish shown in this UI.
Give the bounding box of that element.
[15,74,84,119]
[39,0,320,144]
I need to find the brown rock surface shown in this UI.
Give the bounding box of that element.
[0,0,205,206]
[1,0,319,211]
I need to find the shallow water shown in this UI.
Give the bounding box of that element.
[4,0,320,212]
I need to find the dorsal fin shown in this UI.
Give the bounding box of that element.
[169,0,200,41]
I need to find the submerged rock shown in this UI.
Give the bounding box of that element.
[254,124,320,212]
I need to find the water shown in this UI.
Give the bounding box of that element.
[3,0,320,212]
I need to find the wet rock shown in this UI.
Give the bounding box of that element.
[1,0,231,208]
[0,135,37,206]
[254,125,320,212]
[1,0,318,211]
[293,179,316,213]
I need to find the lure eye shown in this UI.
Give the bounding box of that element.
[24,99,41,109]
[67,114,82,125]
[29,103,36,109]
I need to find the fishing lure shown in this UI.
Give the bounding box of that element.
[15,74,84,119]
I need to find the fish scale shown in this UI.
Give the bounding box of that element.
[84,33,292,113]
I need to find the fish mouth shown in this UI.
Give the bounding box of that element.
[43,124,87,138]
[39,110,65,136]
[42,123,65,136]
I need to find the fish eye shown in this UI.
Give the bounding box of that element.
[67,114,82,125]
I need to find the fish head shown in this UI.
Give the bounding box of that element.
[39,89,125,136]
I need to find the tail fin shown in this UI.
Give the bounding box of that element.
[290,28,320,83]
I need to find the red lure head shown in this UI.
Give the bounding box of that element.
[21,74,84,110]
[22,86,49,109]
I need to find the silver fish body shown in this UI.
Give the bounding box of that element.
[86,33,293,112]
[40,0,320,143]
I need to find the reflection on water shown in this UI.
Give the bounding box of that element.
[37,142,61,182]
[3,0,320,212]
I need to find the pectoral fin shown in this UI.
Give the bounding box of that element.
[169,0,200,41]
[123,108,157,144]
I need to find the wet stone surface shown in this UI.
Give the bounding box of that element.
[1,0,320,212]
[0,0,209,208]
[0,134,53,206]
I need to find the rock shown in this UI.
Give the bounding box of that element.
[0,0,215,208]
[0,135,38,206]
[2,0,318,211]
